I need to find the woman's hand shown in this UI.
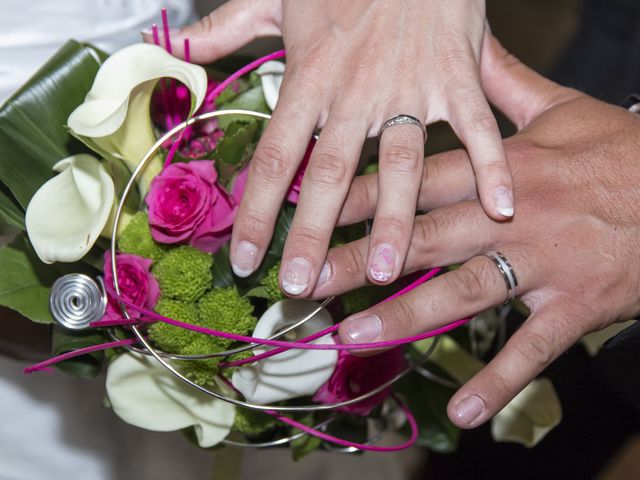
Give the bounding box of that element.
[311,33,640,428]
[151,0,513,294]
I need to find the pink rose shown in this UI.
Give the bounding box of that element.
[146,161,216,244]
[286,138,316,204]
[102,251,160,321]
[313,347,407,416]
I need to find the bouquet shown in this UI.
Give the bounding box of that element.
[0,19,564,458]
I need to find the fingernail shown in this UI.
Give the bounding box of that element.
[369,244,396,283]
[454,395,486,426]
[140,28,153,36]
[232,241,258,277]
[282,257,312,295]
[495,187,514,217]
[316,261,331,289]
[344,315,383,343]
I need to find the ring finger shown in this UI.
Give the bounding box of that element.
[367,113,426,285]
[338,249,533,351]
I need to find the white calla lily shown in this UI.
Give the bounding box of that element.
[68,43,207,194]
[232,299,338,404]
[419,334,562,447]
[491,378,562,447]
[256,60,285,111]
[580,320,636,356]
[25,154,114,264]
[106,352,235,448]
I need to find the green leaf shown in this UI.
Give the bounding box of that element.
[236,205,295,290]
[396,371,461,453]
[214,121,259,183]
[217,86,269,129]
[244,286,271,300]
[212,244,235,288]
[0,183,24,229]
[0,41,105,208]
[0,236,59,324]
[52,328,109,378]
[290,413,324,461]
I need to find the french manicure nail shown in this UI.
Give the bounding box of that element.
[369,244,396,282]
[454,395,486,426]
[316,261,331,289]
[232,241,258,277]
[140,28,153,36]
[344,315,383,343]
[282,257,312,295]
[495,186,514,217]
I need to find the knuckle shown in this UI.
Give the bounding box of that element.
[253,141,292,181]
[240,204,271,239]
[375,215,409,238]
[415,214,441,248]
[382,300,418,338]
[342,243,367,277]
[384,144,422,172]
[447,266,486,304]
[289,224,324,247]
[466,112,498,134]
[515,326,555,368]
[306,148,350,188]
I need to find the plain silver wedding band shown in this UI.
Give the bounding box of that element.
[377,114,427,143]
[484,251,519,304]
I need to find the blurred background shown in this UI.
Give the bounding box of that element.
[1,0,639,478]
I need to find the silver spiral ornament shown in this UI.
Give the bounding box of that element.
[50,274,107,330]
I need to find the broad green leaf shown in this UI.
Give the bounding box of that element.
[236,205,295,290]
[0,41,104,208]
[0,184,24,229]
[0,236,58,323]
[212,244,235,288]
[217,86,269,129]
[52,328,109,378]
[290,413,323,461]
[214,121,260,182]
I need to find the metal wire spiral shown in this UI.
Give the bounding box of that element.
[50,274,106,330]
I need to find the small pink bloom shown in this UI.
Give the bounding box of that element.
[286,138,316,204]
[313,347,407,416]
[146,160,217,244]
[102,251,160,322]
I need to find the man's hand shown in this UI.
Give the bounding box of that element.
[147,0,514,296]
[311,33,640,429]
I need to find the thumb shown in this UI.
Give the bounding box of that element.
[480,31,580,130]
[143,0,283,63]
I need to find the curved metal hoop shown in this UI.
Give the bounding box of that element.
[108,109,441,415]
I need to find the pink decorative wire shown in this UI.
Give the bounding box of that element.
[24,44,465,451]
[161,8,173,54]
[221,269,445,368]
[100,273,468,352]
[204,50,286,105]
[24,338,138,374]
[265,395,418,452]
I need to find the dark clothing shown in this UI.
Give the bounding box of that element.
[552,0,640,103]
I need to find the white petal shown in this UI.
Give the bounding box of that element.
[232,299,338,404]
[68,43,206,138]
[491,378,562,448]
[580,320,636,356]
[25,154,114,264]
[106,352,235,448]
[256,60,285,111]
[67,43,207,194]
